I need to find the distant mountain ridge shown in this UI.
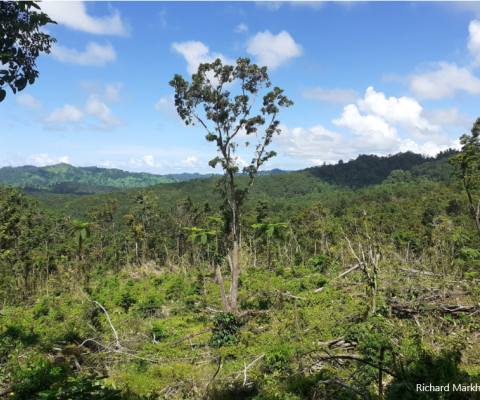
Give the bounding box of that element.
[0,163,288,194]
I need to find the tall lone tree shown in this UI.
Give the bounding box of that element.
[0,1,57,102]
[169,57,293,312]
[449,117,480,238]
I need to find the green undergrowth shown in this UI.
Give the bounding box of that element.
[1,257,480,399]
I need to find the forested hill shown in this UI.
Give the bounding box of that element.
[0,163,178,189]
[29,150,460,227]
[303,148,459,188]
[0,164,289,194]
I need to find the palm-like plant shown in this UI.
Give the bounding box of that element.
[67,220,94,267]
[185,217,233,312]
[252,222,288,304]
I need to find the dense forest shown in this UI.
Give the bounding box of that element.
[1,145,480,399]
[0,164,287,196]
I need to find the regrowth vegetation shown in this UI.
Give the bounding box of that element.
[1,59,480,399]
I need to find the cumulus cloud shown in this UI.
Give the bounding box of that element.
[235,23,248,33]
[80,81,124,103]
[275,121,458,166]
[40,2,130,36]
[404,62,480,100]
[357,87,440,139]
[468,20,480,67]
[50,42,116,66]
[421,107,475,128]
[43,104,84,123]
[275,124,347,162]
[17,94,42,109]
[274,86,460,165]
[84,95,125,130]
[332,104,399,152]
[383,20,480,100]
[25,153,69,166]
[172,41,236,76]
[302,87,361,105]
[102,155,205,171]
[399,138,461,156]
[246,30,303,70]
[42,85,125,131]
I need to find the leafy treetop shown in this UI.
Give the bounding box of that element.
[0,1,57,102]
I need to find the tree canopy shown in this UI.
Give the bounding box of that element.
[0,0,57,102]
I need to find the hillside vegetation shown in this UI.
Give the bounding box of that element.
[28,151,457,227]
[0,164,288,196]
[1,148,480,400]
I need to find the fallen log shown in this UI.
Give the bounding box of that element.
[170,327,213,346]
[313,263,365,294]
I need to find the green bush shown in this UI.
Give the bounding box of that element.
[210,312,241,348]
[386,349,479,400]
[306,255,330,272]
[31,374,122,399]
[10,358,66,399]
[262,346,295,376]
[115,291,137,313]
[32,298,50,319]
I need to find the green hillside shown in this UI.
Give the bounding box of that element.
[0,164,289,195]
[0,163,179,189]
[28,151,457,228]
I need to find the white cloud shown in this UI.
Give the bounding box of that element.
[421,107,474,128]
[357,87,440,139]
[26,153,69,167]
[84,95,125,130]
[399,138,460,157]
[332,103,399,152]
[159,9,167,28]
[257,1,356,11]
[42,84,125,131]
[255,1,284,11]
[50,42,116,66]
[235,23,249,33]
[274,86,460,164]
[468,20,480,67]
[172,41,236,76]
[275,121,458,166]
[80,81,124,103]
[103,155,205,172]
[246,30,303,70]
[40,2,129,36]
[302,87,361,105]
[407,62,480,100]
[450,2,480,19]
[44,104,84,123]
[384,20,480,99]
[290,1,326,10]
[155,95,184,123]
[43,124,67,132]
[17,94,42,109]
[275,124,347,162]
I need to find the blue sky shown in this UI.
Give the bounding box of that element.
[2,1,480,174]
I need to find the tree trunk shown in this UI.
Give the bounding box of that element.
[228,240,239,312]
[135,239,139,267]
[215,257,230,312]
[464,184,480,238]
